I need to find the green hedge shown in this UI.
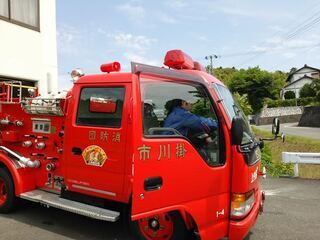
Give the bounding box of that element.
[261,143,293,177]
[264,97,318,108]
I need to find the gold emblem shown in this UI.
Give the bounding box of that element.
[82,145,107,167]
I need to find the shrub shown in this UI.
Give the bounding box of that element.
[264,97,317,108]
[300,83,316,98]
[261,141,293,177]
[284,91,296,99]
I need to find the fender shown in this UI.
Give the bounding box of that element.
[132,204,197,231]
[0,152,36,196]
[132,194,229,240]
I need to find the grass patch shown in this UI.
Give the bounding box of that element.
[253,127,320,178]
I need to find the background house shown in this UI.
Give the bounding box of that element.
[0,0,58,96]
[281,64,320,99]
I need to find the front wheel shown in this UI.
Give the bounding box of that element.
[0,169,17,213]
[131,211,189,240]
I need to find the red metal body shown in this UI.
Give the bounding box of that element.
[0,51,264,240]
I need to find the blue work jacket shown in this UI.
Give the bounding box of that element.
[163,107,218,136]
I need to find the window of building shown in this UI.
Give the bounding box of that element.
[76,87,125,128]
[0,0,39,31]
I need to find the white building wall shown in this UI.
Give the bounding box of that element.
[291,68,318,82]
[0,0,57,95]
[283,78,313,98]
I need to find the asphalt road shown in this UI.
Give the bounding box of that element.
[0,177,319,240]
[250,177,320,240]
[254,122,320,140]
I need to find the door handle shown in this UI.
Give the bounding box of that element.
[72,147,82,155]
[144,176,163,191]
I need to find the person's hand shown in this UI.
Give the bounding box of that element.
[205,136,213,143]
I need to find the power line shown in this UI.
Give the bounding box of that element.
[286,15,320,40]
[217,44,320,58]
[235,3,320,67]
[201,2,320,69]
[269,42,320,70]
[284,9,320,39]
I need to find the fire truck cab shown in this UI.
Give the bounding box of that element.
[0,50,267,240]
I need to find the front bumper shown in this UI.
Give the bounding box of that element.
[228,190,265,240]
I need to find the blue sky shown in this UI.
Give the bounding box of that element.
[56,0,320,90]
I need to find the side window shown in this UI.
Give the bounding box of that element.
[141,78,223,166]
[76,87,125,128]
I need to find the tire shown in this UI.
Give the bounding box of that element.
[131,211,189,240]
[0,169,17,213]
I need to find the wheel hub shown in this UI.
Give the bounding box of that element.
[149,218,160,231]
[138,213,174,240]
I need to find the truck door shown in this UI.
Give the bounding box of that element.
[64,83,131,201]
[131,72,230,239]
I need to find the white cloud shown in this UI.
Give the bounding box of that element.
[110,33,157,51]
[124,52,160,66]
[251,34,320,55]
[282,52,296,59]
[157,12,178,24]
[219,7,292,21]
[208,0,293,22]
[268,25,285,32]
[102,32,158,68]
[116,2,145,21]
[197,36,209,42]
[57,25,83,56]
[164,0,188,10]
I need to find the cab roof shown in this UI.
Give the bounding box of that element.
[74,62,225,87]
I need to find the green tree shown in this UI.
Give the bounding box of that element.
[299,83,316,98]
[233,92,253,115]
[271,71,287,98]
[229,67,281,113]
[213,67,238,86]
[310,80,320,102]
[284,91,296,99]
[191,99,212,118]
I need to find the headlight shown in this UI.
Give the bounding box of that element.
[230,190,255,219]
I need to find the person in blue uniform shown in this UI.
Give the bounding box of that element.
[163,99,217,144]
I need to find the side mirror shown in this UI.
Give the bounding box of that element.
[89,97,117,113]
[231,116,243,145]
[272,117,280,136]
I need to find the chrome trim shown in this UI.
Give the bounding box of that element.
[72,184,116,197]
[131,62,204,83]
[0,146,40,168]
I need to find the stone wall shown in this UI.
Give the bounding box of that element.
[254,106,303,125]
[299,106,320,127]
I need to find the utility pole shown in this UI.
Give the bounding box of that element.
[205,55,219,75]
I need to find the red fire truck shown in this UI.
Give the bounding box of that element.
[0,50,271,240]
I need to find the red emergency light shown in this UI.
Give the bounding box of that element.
[193,61,206,72]
[100,62,121,73]
[164,50,194,70]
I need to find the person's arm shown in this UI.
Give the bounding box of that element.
[182,111,217,132]
[199,116,218,130]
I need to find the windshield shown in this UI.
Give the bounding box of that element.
[212,83,254,145]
